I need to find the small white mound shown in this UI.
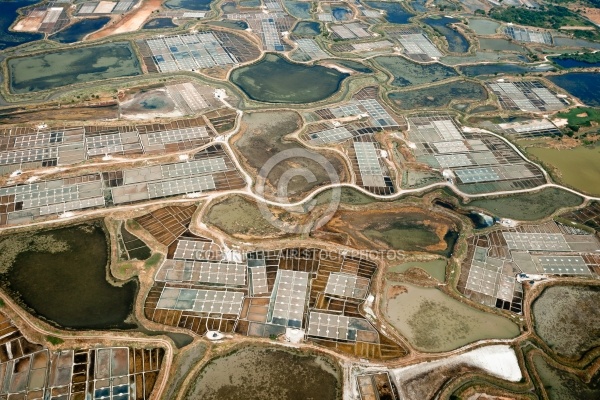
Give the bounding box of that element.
[285,328,305,344]
[206,331,224,340]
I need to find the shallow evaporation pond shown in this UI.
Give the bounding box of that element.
[284,0,312,19]
[208,20,248,30]
[373,56,458,87]
[532,285,600,358]
[0,222,137,329]
[8,41,141,93]
[143,18,178,30]
[458,63,546,77]
[423,16,470,53]
[365,1,414,24]
[164,0,212,10]
[533,353,600,399]
[383,282,520,352]
[548,72,600,107]
[332,6,352,21]
[185,347,341,400]
[553,36,600,49]
[478,38,526,53]
[292,21,321,36]
[551,57,600,69]
[467,18,500,35]
[50,17,110,43]
[388,80,487,109]
[390,260,447,282]
[332,59,373,73]
[0,0,44,50]
[230,53,348,103]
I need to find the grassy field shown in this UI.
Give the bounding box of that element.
[528,145,600,196]
[557,106,600,129]
[464,187,583,220]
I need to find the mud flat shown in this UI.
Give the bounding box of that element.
[320,206,457,256]
[389,260,447,282]
[388,80,487,110]
[185,346,342,400]
[204,195,304,239]
[463,188,583,220]
[233,110,348,200]
[383,282,520,352]
[8,42,141,93]
[532,285,600,358]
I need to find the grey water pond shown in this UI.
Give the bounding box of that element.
[388,80,487,109]
[292,21,321,36]
[8,41,141,93]
[143,18,177,30]
[185,346,342,400]
[0,222,137,330]
[374,56,458,87]
[230,54,349,103]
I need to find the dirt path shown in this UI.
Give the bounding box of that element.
[87,0,163,40]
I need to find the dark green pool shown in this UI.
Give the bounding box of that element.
[230,54,349,103]
[0,222,137,330]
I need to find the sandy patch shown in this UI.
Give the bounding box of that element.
[95,1,117,14]
[386,285,407,300]
[560,26,596,31]
[573,6,600,26]
[323,63,354,74]
[13,13,45,32]
[87,0,162,40]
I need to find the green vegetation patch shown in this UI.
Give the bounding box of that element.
[46,335,64,345]
[488,5,599,41]
[464,188,583,220]
[553,51,600,64]
[144,253,162,269]
[8,42,141,93]
[314,187,376,206]
[204,195,283,238]
[556,106,600,129]
[388,80,487,110]
[528,145,600,196]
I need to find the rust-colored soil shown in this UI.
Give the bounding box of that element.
[387,285,407,300]
[88,0,162,40]
[13,14,43,32]
[574,6,600,26]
